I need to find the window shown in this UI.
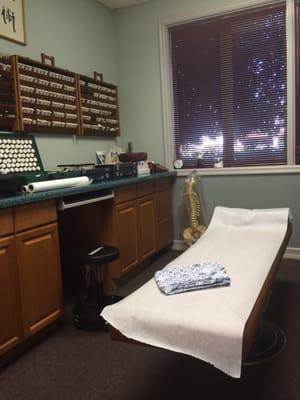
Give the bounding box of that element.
[170,4,287,168]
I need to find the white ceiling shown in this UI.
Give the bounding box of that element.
[98,0,152,9]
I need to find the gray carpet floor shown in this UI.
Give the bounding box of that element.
[0,251,299,400]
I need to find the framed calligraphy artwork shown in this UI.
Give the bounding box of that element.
[0,0,26,45]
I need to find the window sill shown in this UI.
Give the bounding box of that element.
[174,165,300,177]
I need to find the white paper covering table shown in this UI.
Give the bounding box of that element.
[101,207,290,378]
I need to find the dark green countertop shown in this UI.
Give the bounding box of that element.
[0,171,177,209]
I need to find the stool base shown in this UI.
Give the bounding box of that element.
[73,295,122,330]
[244,319,286,366]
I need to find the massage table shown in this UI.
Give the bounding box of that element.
[101,207,291,378]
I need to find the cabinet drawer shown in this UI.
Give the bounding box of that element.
[114,185,137,204]
[14,201,57,233]
[156,178,171,192]
[136,181,156,198]
[0,208,14,237]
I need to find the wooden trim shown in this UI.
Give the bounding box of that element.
[29,310,62,336]
[12,55,23,131]
[0,336,20,355]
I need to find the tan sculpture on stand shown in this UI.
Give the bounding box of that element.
[183,171,206,247]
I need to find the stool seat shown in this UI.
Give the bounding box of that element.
[80,245,119,265]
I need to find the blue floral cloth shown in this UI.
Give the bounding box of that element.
[154,262,230,295]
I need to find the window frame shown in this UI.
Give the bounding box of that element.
[159,0,299,176]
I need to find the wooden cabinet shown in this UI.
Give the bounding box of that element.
[16,223,63,337]
[0,54,120,137]
[0,201,63,359]
[0,236,23,355]
[115,195,156,273]
[109,178,173,279]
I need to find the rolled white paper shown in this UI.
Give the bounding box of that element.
[25,176,92,193]
[21,185,30,193]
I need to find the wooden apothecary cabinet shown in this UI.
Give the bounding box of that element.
[0,54,120,137]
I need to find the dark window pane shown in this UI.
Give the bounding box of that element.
[170,22,222,168]
[170,4,287,168]
[231,10,287,165]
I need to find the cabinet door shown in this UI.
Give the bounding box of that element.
[138,197,156,260]
[156,217,173,251]
[16,223,63,337]
[116,201,139,273]
[0,236,23,355]
[155,189,173,251]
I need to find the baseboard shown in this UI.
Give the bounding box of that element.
[172,240,187,251]
[172,240,300,261]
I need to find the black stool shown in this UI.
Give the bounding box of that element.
[72,245,121,330]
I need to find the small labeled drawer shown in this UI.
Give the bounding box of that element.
[0,208,14,237]
[14,201,57,232]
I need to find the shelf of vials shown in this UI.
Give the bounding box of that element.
[78,75,119,136]
[16,56,79,134]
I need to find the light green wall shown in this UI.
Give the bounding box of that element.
[115,0,300,247]
[114,0,267,162]
[0,0,120,170]
[172,175,300,247]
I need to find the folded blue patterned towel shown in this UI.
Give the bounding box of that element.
[154,262,231,295]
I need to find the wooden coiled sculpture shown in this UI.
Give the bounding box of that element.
[183,171,206,247]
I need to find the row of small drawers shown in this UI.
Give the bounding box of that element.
[114,178,171,205]
[0,201,57,237]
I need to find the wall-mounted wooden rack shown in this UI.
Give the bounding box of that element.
[0,54,120,137]
[78,73,119,136]
[0,56,19,132]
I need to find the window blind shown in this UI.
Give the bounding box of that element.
[170,4,287,168]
